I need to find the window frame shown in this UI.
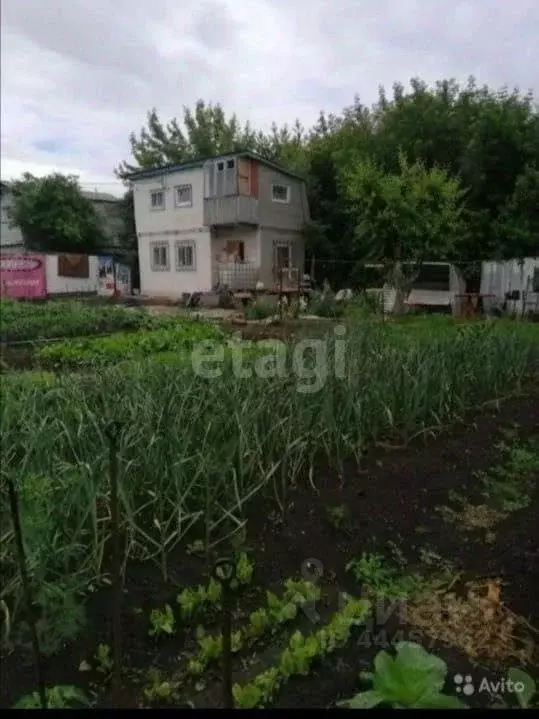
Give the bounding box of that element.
[150,189,165,210]
[271,183,290,204]
[175,239,196,272]
[174,184,193,208]
[150,240,170,271]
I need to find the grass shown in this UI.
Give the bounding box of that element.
[1,315,538,690]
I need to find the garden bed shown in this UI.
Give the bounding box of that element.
[0,298,154,343]
[1,391,537,708]
[1,316,538,708]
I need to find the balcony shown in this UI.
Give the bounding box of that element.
[203,195,259,227]
[214,262,304,292]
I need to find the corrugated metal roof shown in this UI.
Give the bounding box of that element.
[126,150,305,183]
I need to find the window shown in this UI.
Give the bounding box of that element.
[272,183,290,203]
[533,268,539,293]
[150,241,169,271]
[226,159,235,169]
[176,240,196,271]
[217,162,225,171]
[175,184,192,208]
[150,190,165,209]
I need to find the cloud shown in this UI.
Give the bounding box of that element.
[1,0,538,195]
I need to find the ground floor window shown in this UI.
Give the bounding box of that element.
[150,241,170,271]
[176,240,196,271]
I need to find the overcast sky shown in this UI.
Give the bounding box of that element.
[1,0,538,195]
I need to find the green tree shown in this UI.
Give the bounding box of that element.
[116,189,137,252]
[340,154,465,311]
[116,101,262,178]
[116,100,309,178]
[496,165,539,258]
[7,173,107,253]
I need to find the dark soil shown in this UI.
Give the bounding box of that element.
[1,389,538,709]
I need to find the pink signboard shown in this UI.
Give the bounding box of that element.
[0,253,47,299]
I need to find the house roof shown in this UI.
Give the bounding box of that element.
[126,150,305,183]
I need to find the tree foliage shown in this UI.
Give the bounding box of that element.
[7,173,107,254]
[341,153,465,264]
[117,77,539,277]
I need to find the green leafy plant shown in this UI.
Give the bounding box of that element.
[478,440,539,512]
[244,301,276,320]
[185,577,323,677]
[143,668,179,705]
[149,604,176,637]
[95,642,114,675]
[279,631,320,677]
[177,579,222,621]
[338,642,465,709]
[14,685,90,709]
[507,667,537,709]
[247,607,271,638]
[346,552,426,599]
[234,552,254,587]
[232,595,371,708]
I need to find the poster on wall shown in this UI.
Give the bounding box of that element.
[58,253,89,278]
[98,255,116,295]
[0,253,47,299]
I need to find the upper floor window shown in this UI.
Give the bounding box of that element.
[175,184,192,208]
[175,240,196,271]
[150,240,169,271]
[533,267,539,293]
[150,190,165,209]
[272,183,290,204]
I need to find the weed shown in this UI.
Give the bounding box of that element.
[346,553,426,599]
[14,685,90,709]
[95,643,113,675]
[149,604,176,637]
[143,668,180,705]
[326,504,353,534]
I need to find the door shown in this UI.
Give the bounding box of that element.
[273,241,292,283]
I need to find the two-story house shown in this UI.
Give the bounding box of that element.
[128,151,310,298]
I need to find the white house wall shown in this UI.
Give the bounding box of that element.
[46,254,99,294]
[133,168,204,234]
[134,167,212,297]
[138,229,213,298]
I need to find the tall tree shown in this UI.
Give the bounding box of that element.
[116,101,309,178]
[496,164,539,258]
[7,173,107,254]
[340,154,465,311]
[116,101,262,178]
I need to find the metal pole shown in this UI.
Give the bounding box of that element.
[212,557,237,709]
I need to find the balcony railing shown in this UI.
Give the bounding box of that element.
[214,262,304,292]
[204,195,259,226]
